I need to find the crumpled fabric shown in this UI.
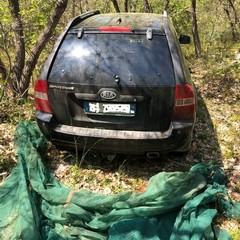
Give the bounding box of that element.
[0,121,239,240]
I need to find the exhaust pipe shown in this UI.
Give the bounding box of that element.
[146,152,160,159]
[101,153,117,161]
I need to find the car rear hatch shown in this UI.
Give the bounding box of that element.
[47,14,175,133]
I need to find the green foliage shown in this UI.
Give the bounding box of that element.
[0,96,35,124]
[0,0,56,49]
[1,0,239,86]
[0,95,35,173]
[168,0,192,34]
[19,0,56,48]
[0,1,12,49]
[202,43,240,93]
[0,1,11,24]
[230,228,240,240]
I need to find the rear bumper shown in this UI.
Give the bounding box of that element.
[36,111,194,154]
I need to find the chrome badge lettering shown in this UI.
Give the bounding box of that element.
[49,84,74,91]
[100,91,117,100]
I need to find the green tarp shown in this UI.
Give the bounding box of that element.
[0,121,239,239]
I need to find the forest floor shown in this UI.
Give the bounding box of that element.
[0,59,239,238]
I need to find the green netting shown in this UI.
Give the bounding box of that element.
[0,121,239,239]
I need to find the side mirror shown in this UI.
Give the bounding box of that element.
[179,35,190,44]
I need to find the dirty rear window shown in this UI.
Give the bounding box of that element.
[49,33,175,86]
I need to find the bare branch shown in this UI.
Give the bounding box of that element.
[21,0,68,97]
[111,0,120,13]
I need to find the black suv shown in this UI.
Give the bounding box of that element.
[34,11,196,156]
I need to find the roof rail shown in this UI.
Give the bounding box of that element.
[163,10,168,17]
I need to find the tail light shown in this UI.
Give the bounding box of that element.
[99,26,132,32]
[172,84,196,120]
[34,80,52,113]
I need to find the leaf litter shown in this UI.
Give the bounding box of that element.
[0,60,239,236]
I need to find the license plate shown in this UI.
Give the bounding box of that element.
[84,102,136,116]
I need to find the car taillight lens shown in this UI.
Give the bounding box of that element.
[172,84,196,120]
[34,80,52,113]
[99,26,132,32]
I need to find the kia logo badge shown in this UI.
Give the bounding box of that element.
[100,91,117,100]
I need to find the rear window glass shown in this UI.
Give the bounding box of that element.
[49,33,175,86]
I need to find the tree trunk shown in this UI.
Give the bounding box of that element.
[227,0,239,24]
[144,0,150,13]
[124,0,129,12]
[8,0,25,95]
[0,58,7,80]
[72,0,76,17]
[111,0,120,13]
[164,0,170,11]
[79,0,83,14]
[223,7,238,40]
[223,0,239,40]
[191,0,202,58]
[7,0,68,98]
[84,0,89,12]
